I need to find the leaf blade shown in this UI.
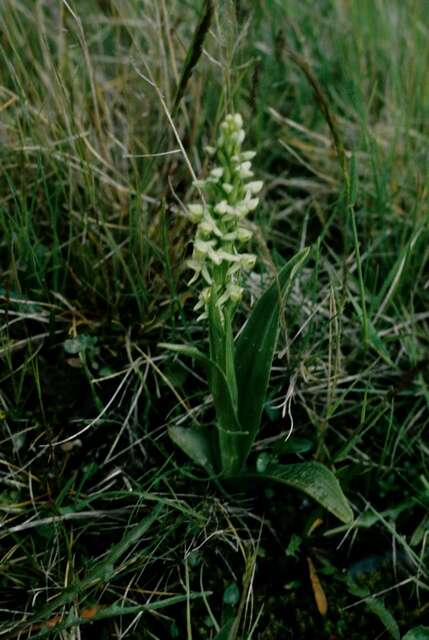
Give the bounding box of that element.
[168,425,217,473]
[242,461,353,523]
[234,248,310,468]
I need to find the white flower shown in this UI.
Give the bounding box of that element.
[214,200,232,215]
[238,161,253,178]
[231,113,243,128]
[234,202,250,218]
[187,203,204,223]
[226,254,256,275]
[216,250,240,263]
[222,183,234,194]
[194,239,215,255]
[187,258,202,272]
[194,287,211,311]
[228,283,243,303]
[240,253,257,269]
[244,197,259,212]
[246,180,263,195]
[207,248,223,266]
[241,151,256,161]
[210,167,224,180]
[236,227,252,242]
[205,145,216,156]
[232,129,246,145]
[199,215,222,238]
[201,264,212,284]
[186,258,202,285]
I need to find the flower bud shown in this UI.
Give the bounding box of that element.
[214,200,231,215]
[232,129,246,145]
[241,151,256,161]
[228,283,243,303]
[244,197,259,211]
[187,203,204,223]
[240,253,257,269]
[236,227,252,242]
[194,239,215,255]
[246,180,263,195]
[210,167,224,180]
[234,113,243,128]
[238,161,253,178]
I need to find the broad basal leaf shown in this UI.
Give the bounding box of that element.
[402,628,429,640]
[242,461,353,523]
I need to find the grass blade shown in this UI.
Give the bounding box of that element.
[27,503,164,626]
[29,592,211,639]
[171,0,214,117]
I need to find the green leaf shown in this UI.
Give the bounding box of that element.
[213,620,234,640]
[234,247,310,469]
[347,581,400,640]
[168,426,217,473]
[223,583,240,605]
[159,342,242,475]
[275,436,313,455]
[402,627,429,640]
[29,503,164,627]
[243,462,353,523]
[366,598,400,640]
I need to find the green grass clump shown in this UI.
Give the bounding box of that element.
[0,1,428,638]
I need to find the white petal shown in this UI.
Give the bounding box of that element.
[246,180,263,194]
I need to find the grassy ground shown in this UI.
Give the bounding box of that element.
[0,0,428,638]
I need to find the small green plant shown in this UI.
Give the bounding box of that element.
[162,113,352,524]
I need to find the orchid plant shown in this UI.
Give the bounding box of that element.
[162,113,352,524]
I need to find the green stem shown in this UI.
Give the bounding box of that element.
[208,294,240,477]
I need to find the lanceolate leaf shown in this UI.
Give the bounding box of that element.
[242,462,353,523]
[168,425,217,473]
[234,248,310,469]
